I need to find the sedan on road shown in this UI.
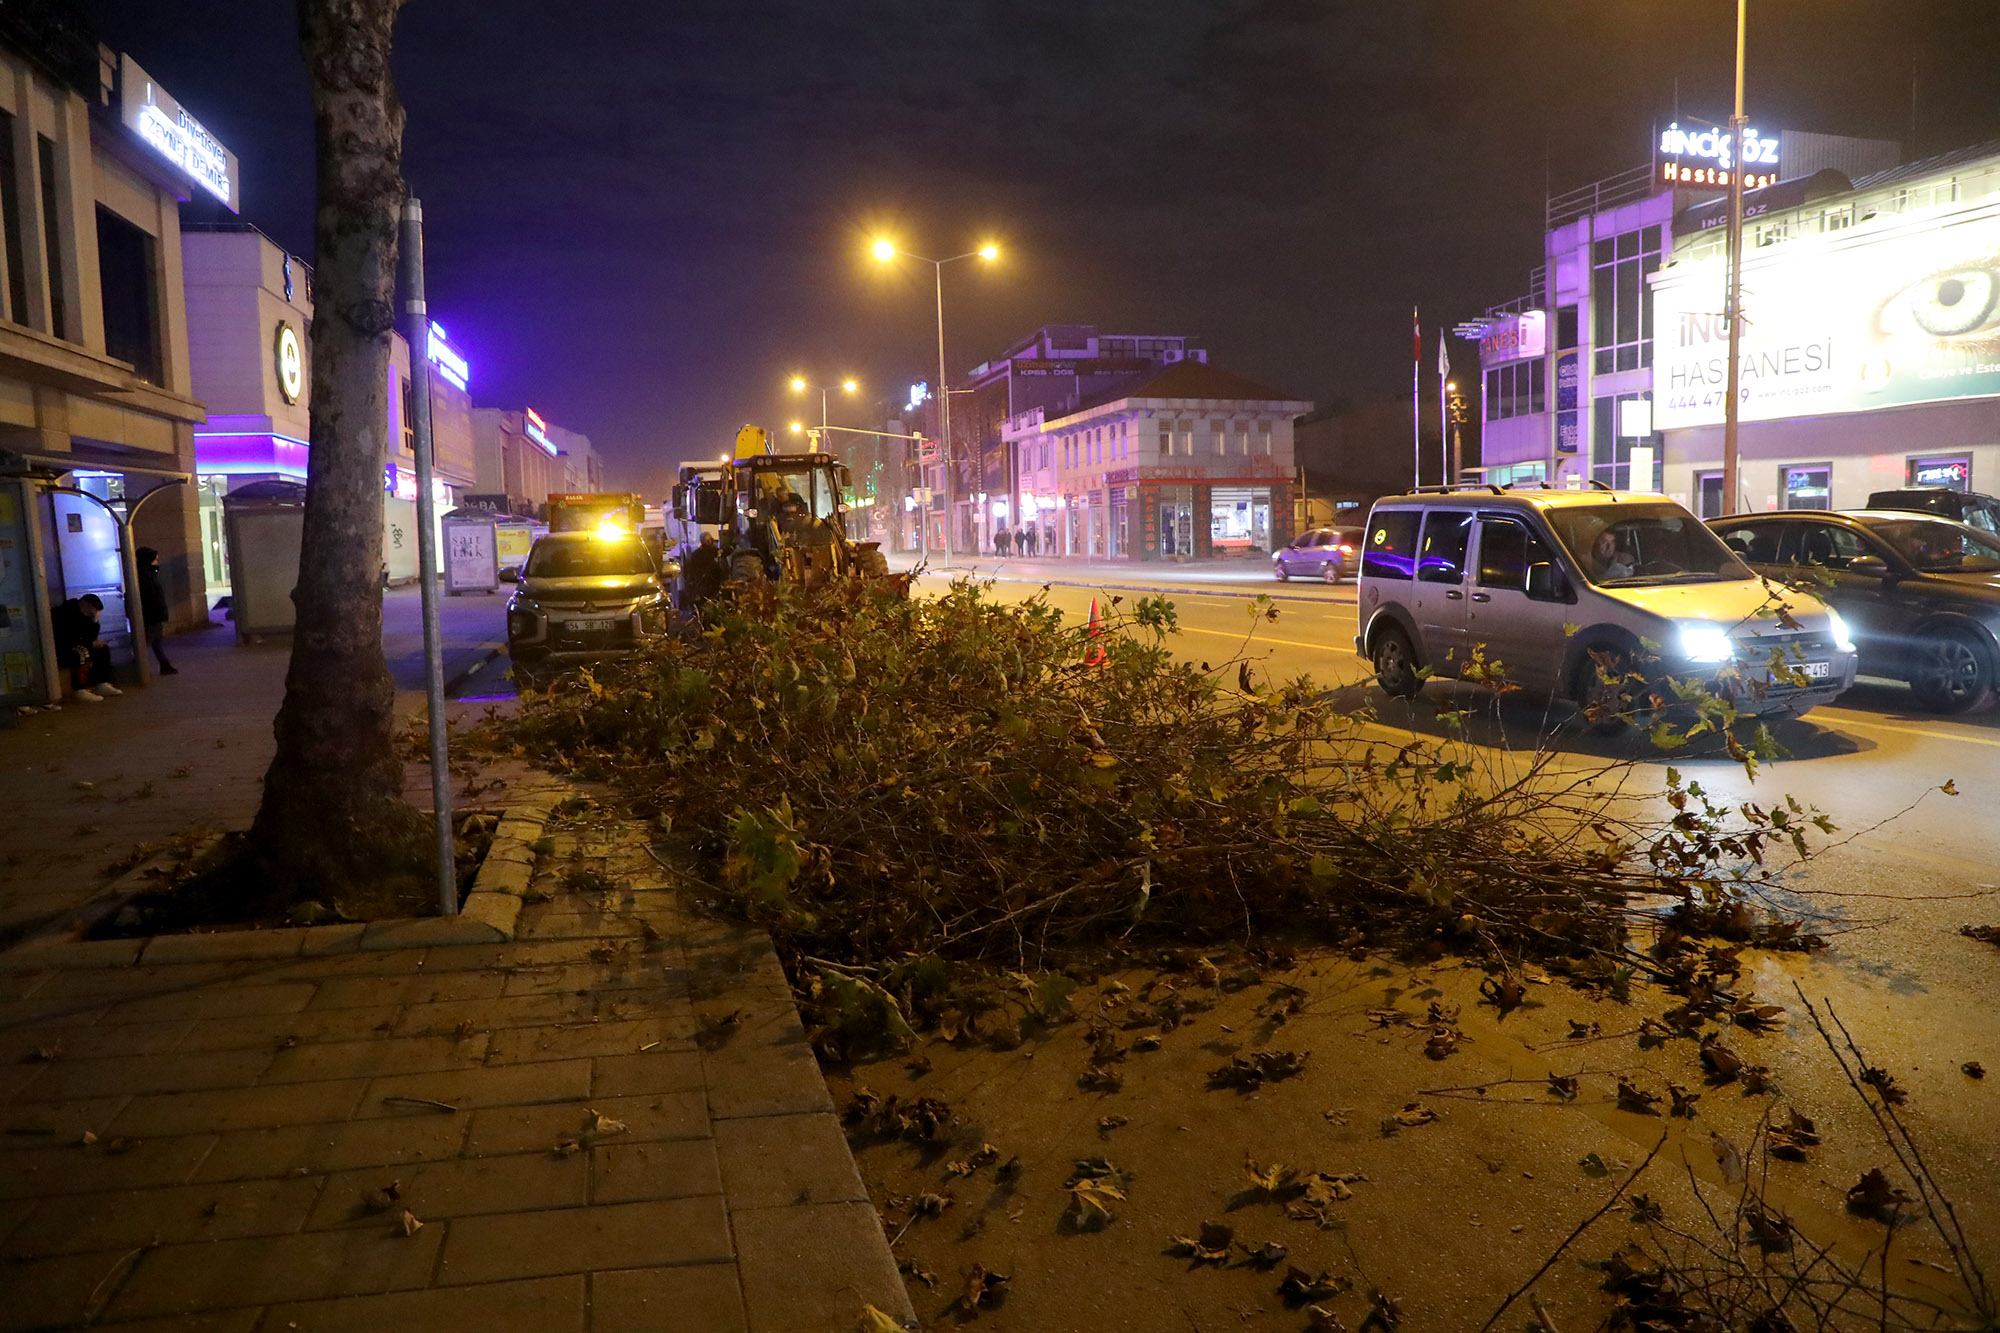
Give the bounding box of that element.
[1274,526,1361,582]
[1707,509,2000,712]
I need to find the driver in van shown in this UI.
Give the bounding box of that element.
[1591,527,1635,581]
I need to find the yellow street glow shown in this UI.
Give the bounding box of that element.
[978,244,999,261]
[592,519,626,542]
[871,239,897,262]
[789,377,806,392]
[788,421,804,433]
[841,379,858,393]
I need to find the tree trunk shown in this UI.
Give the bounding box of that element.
[248,0,429,905]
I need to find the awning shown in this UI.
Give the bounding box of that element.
[0,446,192,482]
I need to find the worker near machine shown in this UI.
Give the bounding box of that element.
[680,531,723,609]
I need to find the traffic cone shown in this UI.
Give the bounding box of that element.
[1083,596,1106,668]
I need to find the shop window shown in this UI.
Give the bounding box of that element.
[1780,464,1832,511]
[1907,455,1970,491]
[0,111,24,326]
[96,206,161,383]
[38,138,66,342]
[1210,486,1271,550]
[1160,486,1196,556]
[1363,509,1419,579]
[1484,360,1545,423]
[1416,510,1472,584]
[1696,472,1725,519]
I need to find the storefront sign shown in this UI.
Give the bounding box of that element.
[523,408,558,456]
[1653,200,2000,429]
[1909,456,1971,490]
[1480,311,1546,362]
[273,322,302,404]
[1657,121,1779,191]
[427,321,470,391]
[461,493,511,514]
[119,55,238,211]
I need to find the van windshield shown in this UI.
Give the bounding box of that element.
[1545,503,1753,586]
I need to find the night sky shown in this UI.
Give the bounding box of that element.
[84,1,2000,494]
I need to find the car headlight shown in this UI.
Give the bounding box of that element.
[1826,608,1855,653]
[1677,621,1735,664]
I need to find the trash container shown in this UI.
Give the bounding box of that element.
[441,509,499,595]
[220,479,307,643]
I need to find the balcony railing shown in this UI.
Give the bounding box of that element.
[1546,163,1655,230]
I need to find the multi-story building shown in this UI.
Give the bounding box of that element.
[181,225,478,595]
[1002,359,1308,559]
[471,407,591,517]
[0,13,217,706]
[1474,127,1900,503]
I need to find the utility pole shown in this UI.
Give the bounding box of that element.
[1721,0,1747,514]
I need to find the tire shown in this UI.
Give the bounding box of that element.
[1371,624,1422,699]
[1570,646,1636,735]
[1321,560,1340,584]
[728,552,766,586]
[1908,629,1993,713]
[855,547,890,579]
[1274,562,1289,582]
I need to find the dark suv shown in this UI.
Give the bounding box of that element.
[1864,487,2000,536]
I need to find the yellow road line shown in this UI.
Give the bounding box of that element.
[1817,713,2000,750]
[1176,624,1353,655]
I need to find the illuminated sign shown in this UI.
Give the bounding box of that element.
[1480,311,1545,363]
[523,408,558,456]
[1618,398,1653,438]
[426,321,469,391]
[1910,457,1971,490]
[119,56,238,212]
[273,322,302,404]
[907,381,930,411]
[1651,200,2000,430]
[1657,121,1779,193]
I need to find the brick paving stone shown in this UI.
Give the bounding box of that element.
[589,1264,747,1333]
[1,938,143,971]
[588,1138,722,1204]
[26,963,249,1002]
[0,1247,147,1331]
[711,1113,868,1210]
[357,917,506,951]
[358,1060,592,1117]
[0,1018,193,1064]
[437,1197,732,1286]
[107,1225,447,1320]
[3,1174,323,1258]
[461,1091,707,1157]
[404,939,609,972]
[697,1014,833,1121]
[258,1274,585,1333]
[516,913,642,941]
[265,951,423,982]
[306,1151,588,1229]
[195,1115,467,1183]
[261,1033,490,1084]
[109,1079,369,1138]
[299,923,369,955]
[306,971,506,1012]
[13,1047,273,1101]
[102,982,320,1025]
[0,1062,44,1104]
[486,1014,696,1065]
[589,1050,706,1099]
[86,1314,262,1333]
[173,1005,405,1053]
[141,928,310,965]
[0,999,107,1030]
[0,1095,131,1147]
[730,1201,915,1332]
[392,991,588,1038]
[0,1198,28,1248]
[500,961,664,998]
[0,1135,217,1201]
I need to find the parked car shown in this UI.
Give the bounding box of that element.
[1355,487,1855,726]
[1863,486,2000,536]
[1707,509,2000,712]
[506,530,675,665]
[1274,526,1362,582]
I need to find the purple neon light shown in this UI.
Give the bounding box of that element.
[195,430,310,477]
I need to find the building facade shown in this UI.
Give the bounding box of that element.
[181,226,477,596]
[0,15,214,705]
[471,407,593,517]
[1002,360,1307,559]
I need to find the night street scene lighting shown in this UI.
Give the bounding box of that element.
[11,3,2000,1330]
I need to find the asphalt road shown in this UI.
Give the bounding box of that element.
[930,565,2000,1190]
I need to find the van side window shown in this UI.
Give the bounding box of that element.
[1363,510,1419,579]
[1476,516,1551,591]
[1416,510,1472,584]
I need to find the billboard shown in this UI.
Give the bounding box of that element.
[1653,201,2000,429]
[1480,311,1545,363]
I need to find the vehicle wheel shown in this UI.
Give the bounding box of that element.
[1371,625,1422,699]
[728,552,766,585]
[1321,560,1340,584]
[1274,562,1289,581]
[855,547,890,579]
[1909,629,1993,713]
[1570,647,1636,734]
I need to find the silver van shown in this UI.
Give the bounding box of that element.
[1354,485,1857,722]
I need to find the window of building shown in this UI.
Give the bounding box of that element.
[95,206,161,383]
[1590,391,1658,490]
[1907,455,1971,491]
[1256,420,1272,454]
[1781,464,1831,510]
[400,377,415,455]
[1696,472,1725,519]
[1485,462,1547,488]
[37,137,66,342]
[1210,419,1226,455]
[1483,359,1545,422]
[0,113,29,327]
[1556,305,1579,351]
[1591,225,1660,374]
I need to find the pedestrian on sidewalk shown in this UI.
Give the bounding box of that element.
[135,547,177,675]
[1020,525,1037,557]
[51,594,120,702]
[996,527,1011,557]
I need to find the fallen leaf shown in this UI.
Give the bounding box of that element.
[855,1304,907,1333]
[1478,972,1525,1013]
[1628,1193,1664,1224]
[1066,1178,1126,1229]
[361,1181,402,1213]
[1239,1238,1288,1268]
[1168,1220,1233,1263]
[1368,1289,1404,1328]
[1766,1108,1820,1162]
[1243,1156,1297,1193]
[1667,1083,1700,1119]
[79,1130,97,1146]
[1545,1073,1579,1101]
[1712,1132,1747,1185]
[1566,1020,1601,1040]
[1847,1168,1913,1219]
[1279,1267,1352,1303]
[1306,1305,1349,1331]
[1859,1066,1909,1106]
[1391,1103,1437,1127]
[957,1263,1009,1311]
[1423,1028,1463,1060]
[1964,1061,1986,1079]
[1744,1205,1793,1253]
[1578,1153,1610,1178]
[1078,1065,1124,1093]
[398,1208,424,1236]
[1616,1079,1662,1115]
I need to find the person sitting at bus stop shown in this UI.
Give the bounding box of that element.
[136,547,176,676]
[51,594,121,702]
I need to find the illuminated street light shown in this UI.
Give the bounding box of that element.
[790,377,806,392]
[788,376,859,440]
[788,421,804,433]
[869,238,1003,566]
[841,378,858,393]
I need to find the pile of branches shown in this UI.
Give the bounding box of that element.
[498,577,1830,980]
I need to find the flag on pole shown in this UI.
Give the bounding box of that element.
[1437,330,1450,378]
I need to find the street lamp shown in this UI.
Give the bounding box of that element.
[788,376,857,440]
[1721,0,1748,516]
[869,237,1000,567]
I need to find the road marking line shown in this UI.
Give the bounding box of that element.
[1177,624,1353,655]
[1817,713,2000,749]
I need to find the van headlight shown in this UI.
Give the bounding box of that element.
[1827,608,1855,653]
[1677,621,1735,664]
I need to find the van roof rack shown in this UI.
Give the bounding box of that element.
[1404,482,1505,496]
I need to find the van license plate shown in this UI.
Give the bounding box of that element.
[569,617,616,633]
[1798,660,1831,680]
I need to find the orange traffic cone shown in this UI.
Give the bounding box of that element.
[1083,596,1106,668]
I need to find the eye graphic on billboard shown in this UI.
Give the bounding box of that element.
[1651,201,2000,429]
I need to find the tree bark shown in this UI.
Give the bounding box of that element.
[248,0,429,904]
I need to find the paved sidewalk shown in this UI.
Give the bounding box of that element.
[0,813,911,1331]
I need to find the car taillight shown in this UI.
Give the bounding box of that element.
[1337,544,1353,553]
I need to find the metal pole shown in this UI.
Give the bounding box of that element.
[1721,0,1747,514]
[398,197,456,917]
[935,261,953,567]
